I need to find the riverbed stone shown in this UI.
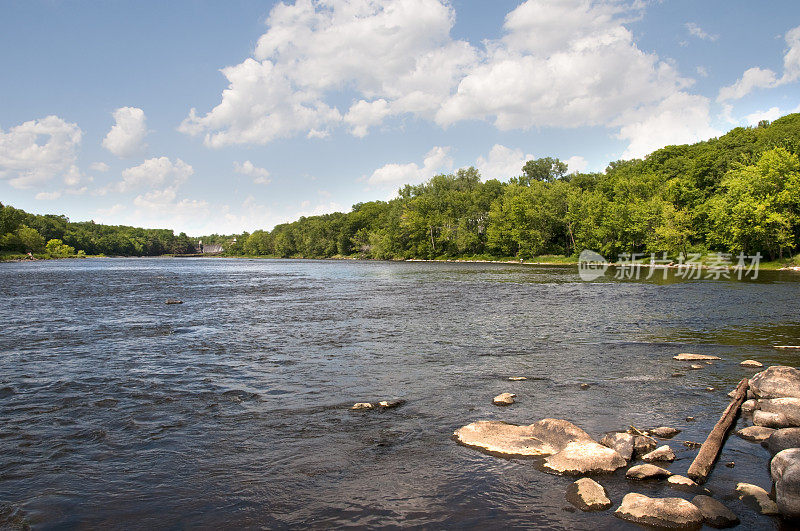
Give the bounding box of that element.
[771,448,800,518]
[735,483,779,515]
[543,440,627,475]
[759,397,800,426]
[690,495,739,528]
[377,399,405,409]
[650,426,681,439]
[667,475,699,490]
[626,463,672,480]
[508,376,527,381]
[492,392,516,406]
[600,432,635,461]
[565,477,612,511]
[741,399,758,413]
[736,425,775,442]
[352,402,374,410]
[690,364,704,370]
[673,353,721,361]
[740,359,763,368]
[765,427,800,455]
[614,493,703,529]
[634,434,658,457]
[453,418,592,457]
[642,445,676,462]
[750,365,800,399]
[753,410,792,429]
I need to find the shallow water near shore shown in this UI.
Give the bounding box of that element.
[1,257,799,529]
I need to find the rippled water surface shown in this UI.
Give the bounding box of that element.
[2,258,800,529]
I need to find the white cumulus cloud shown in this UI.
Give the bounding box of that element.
[367,146,452,187]
[475,144,533,181]
[118,156,193,192]
[89,161,110,172]
[102,107,148,158]
[233,160,271,184]
[0,115,83,189]
[685,22,718,42]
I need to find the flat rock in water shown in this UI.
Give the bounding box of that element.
[691,495,740,528]
[565,477,612,511]
[650,426,681,439]
[600,432,635,461]
[453,418,592,458]
[750,365,800,399]
[351,402,374,410]
[740,359,763,368]
[736,425,775,442]
[667,475,699,491]
[759,397,800,426]
[673,353,721,361]
[735,483,779,515]
[492,392,516,406]
[771,448,800,518]
[765,427,800,455]
[614,493,703,529]
[634,434,658,457]
[377,399,405,409]
[753,410,792,429]
[626,463,672,480]
[642,445,676,462]
[508,376,527,381]
[543,440,627,475]
[689,364,704,370]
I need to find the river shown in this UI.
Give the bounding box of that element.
[1,258,799,529]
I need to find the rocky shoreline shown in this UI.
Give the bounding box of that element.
[450,361,800,529]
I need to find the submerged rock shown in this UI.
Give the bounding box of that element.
[691,495,739,528]
[740,359,763,368]
[673,353,721,361]
[642,445,676,462]
[543,440,627,475]
[650,426,681,439]
[453,418,592,458]
[750,366,800,399]
[492,392,516,406]
[614,493,703,529]
[626,463,672,480]
[565,477,611,511]
[771,448,800,518]
[736,425,775,442]
[765,427,800,455]
[600,432,635,461]
[735,483,779,515]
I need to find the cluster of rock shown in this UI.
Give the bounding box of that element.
[733,365,800,519]
[453,418,743,528]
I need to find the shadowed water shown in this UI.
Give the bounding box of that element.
[1,258,799,529]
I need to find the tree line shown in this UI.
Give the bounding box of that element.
[3,113,800,261]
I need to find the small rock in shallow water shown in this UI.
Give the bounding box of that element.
[378,399,405,409]
[667,475,698,490]
[600,432,635,461]
[673,353,721,361]
[614,493,703,529]
[580,383,590,390]
[642,445,676,462]
[352,402,374,410]
[649,426,681,439]
[626,464,672,480]
[706,387,715,391]
[493,392,516,406]
[736,425,775,442]
[740,359,763,368]
[690,495,740,528]
[508,376,527,381]
[725,461,735,468]
[672,372,685,377]
[689,364,704,370]
[165,299,183,304]
[685,416,696,422]
[683,440,702,449]
[565,477,612,511]
[735,483,779,515]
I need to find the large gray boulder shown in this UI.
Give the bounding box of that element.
[771,448,800,518]
[759,397,800,426]
[753,410,793,429]
[750,366,800,399]
[565,477,611,511]
[453,418,592,457]
[735,483,779,515]
[614,493,704,529]
[737,425,775,442]
[650,426,681,439]
[642,445,676,462]
[600,432,635,461]
[765,427,800,455]
[543,440,627,475]
[690,495,739,528]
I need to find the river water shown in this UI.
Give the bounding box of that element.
[1,258,799,529]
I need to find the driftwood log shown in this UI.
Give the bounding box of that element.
[687,378,749,483]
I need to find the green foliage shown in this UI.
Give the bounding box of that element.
[45,238,76,256]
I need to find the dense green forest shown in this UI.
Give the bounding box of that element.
[3,113,800,261]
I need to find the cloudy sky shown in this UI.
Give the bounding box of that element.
[1,0,799,235]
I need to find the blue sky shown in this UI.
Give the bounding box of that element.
[1,0,799,235]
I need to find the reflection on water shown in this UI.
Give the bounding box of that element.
[0,258,799,529]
